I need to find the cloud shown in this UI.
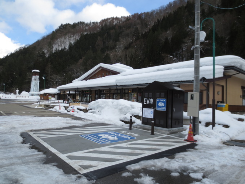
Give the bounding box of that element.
[0,32,23,58]
[53,0,105,8]
[0,21,12,34]
[0,0,130,34]
[77,3,130,22]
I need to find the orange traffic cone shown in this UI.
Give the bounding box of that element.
[184,124,197,142]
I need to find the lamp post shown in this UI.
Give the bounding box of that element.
[42,76,45,89]
[3,83,5,93]
[201,18,216,129]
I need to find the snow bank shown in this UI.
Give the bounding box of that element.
[87,99,142,125]
[196,109,245,145]
[0,91,39,100]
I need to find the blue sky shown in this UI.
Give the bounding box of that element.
[0,0,173,58]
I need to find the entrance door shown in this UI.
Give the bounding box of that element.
[243,89,245,106]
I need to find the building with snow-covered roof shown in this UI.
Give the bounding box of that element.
[39,88,59,100]
[57,55,245,111]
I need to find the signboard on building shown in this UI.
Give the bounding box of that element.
[156,98,166,111]
[143,108,154,118]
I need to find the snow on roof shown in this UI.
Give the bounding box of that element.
[39,88,59,94]
[57,65,224,90]
[120,55,245,76]
[116,65,223,86]
[58,55,245,90]
[73,63,133,82]
[32,70,40,72]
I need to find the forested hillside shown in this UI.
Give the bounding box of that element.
[0,0,245,92]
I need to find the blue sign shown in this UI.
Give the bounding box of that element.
[156,98,166,111]
[80,132,136,144]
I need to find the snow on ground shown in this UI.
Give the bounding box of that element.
[1,99,245,184]
[134,174,158,184]
[0,116,93,184]
[0,91,39,101]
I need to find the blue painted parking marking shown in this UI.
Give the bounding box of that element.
[80,131,136,144]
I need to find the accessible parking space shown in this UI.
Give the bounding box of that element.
[26,124,193,180]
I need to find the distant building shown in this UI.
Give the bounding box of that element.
[29,70,40,96]
[39,88,59,100]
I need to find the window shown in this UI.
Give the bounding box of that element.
[156,93,159,98]
[161,93,165,97]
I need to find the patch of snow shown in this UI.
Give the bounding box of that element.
[134,174,158,184]
[171,172,180,177]
[189,173,203,180]
[122,172,133,177]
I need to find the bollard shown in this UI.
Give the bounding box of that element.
[151,120,154,135]
[129,116,132,130]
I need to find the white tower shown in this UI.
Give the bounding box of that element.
[30,70,40,96]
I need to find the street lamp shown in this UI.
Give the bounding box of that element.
[42,76,45,89]
[200,17,216,129]
[3,83,5,93]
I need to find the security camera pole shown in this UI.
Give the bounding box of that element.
[193,0,200,135]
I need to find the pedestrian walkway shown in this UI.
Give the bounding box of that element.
[27,124,194,179]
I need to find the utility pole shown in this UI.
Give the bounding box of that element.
[193,0,200,135]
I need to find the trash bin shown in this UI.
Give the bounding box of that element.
[217,103,228,111]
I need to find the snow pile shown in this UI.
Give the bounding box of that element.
[51,99,142,126]
[87,99,142,125]
[0,116,92,184]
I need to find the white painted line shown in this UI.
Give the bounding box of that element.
[32,127,124,138]
[66,152,138,159]
[72,160,114,167]
[0,111,6,116]
[131,140,181,145]
[65,152,128,160]
[121,144,172,149]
